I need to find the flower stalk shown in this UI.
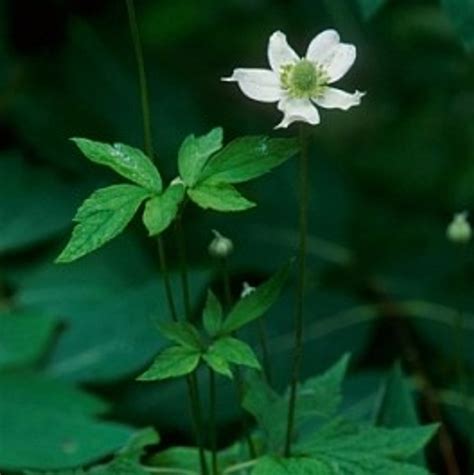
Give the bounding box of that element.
[285,123,310,456]
[125,1,207,473]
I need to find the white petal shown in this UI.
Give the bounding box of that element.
[320,43,356,83]
[222,68,282,102]
[306,29,340,64]
[275,97,320,128]
[267,31,299,73]
[314,88,365,110]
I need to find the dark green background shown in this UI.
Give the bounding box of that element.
[1,0,473,472]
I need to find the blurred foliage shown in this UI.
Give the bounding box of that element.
[1,0,474,472]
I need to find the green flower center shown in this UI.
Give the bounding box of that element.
[280,59,329,99]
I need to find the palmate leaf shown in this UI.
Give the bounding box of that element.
[243,354,349,451]
[375,364,427,466]
[199,136,298,185]
[298,418,438,475]
[137,346,201,381]
[56,184,150,263]
[221,264,289,334]
[178,127,223,187]
[187,182,255,212]
[253,456,333,475]
[72,139,162,192]
[296,354,349,420]
[142,183,185,236]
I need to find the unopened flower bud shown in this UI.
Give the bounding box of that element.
[446,212,471,244]
[208,230,234,258]
[241,282,256,298]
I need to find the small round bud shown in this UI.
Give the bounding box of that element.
[208,230,234,258]
[446,212,472,244]
[241,282,256,298]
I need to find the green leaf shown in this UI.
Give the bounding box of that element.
[296,354,349,420]
[149,447,211,471]
[0,154,78,253]
[253,456,333,475]
[116,428,160,460]
[0,373,133,470]
[355,0,389,20]
[210,337,261,370]
[0,372,108,417]
[188,182,255,212]
[158,321,202,350]
[299,419,438,474]
[200,136,298,184]
[56,184,150,263]
[178,127,223,187]
[142,183,185,236]
[376,364,419,428]
[137,346,201,381]
[203,350,233,379]
[375,364,427,466]
[72,138,162,192]
[0,312,57,370]
[243,373,287,451]
[221,264,289,333]
[202,290,223,336]
[442,0,474,51]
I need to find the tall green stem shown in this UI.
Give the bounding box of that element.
[125,0,153,159]
[125,2,207,473]
[285,124,310,457]
[209,368,218,475]
[219,257,257,458]
[177,215,209,475]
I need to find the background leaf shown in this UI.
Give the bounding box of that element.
[0,372,133,471]
[0,312,57,370]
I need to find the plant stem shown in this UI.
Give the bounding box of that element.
[257,318,272,385]
[284,124,310,457]
[176,214,209,475]
[221,257,232,309]
[125,2,207,473]
[176,216,191,318]
[209,368,218,475]
[219,257,257,458]
[125,0,153,160]
[188,372,209,475]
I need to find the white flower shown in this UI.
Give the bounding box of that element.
[222,30,365,128]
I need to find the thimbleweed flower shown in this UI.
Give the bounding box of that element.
[447,212,472,244]
[208,230,234,258]
[222,30,365,128]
